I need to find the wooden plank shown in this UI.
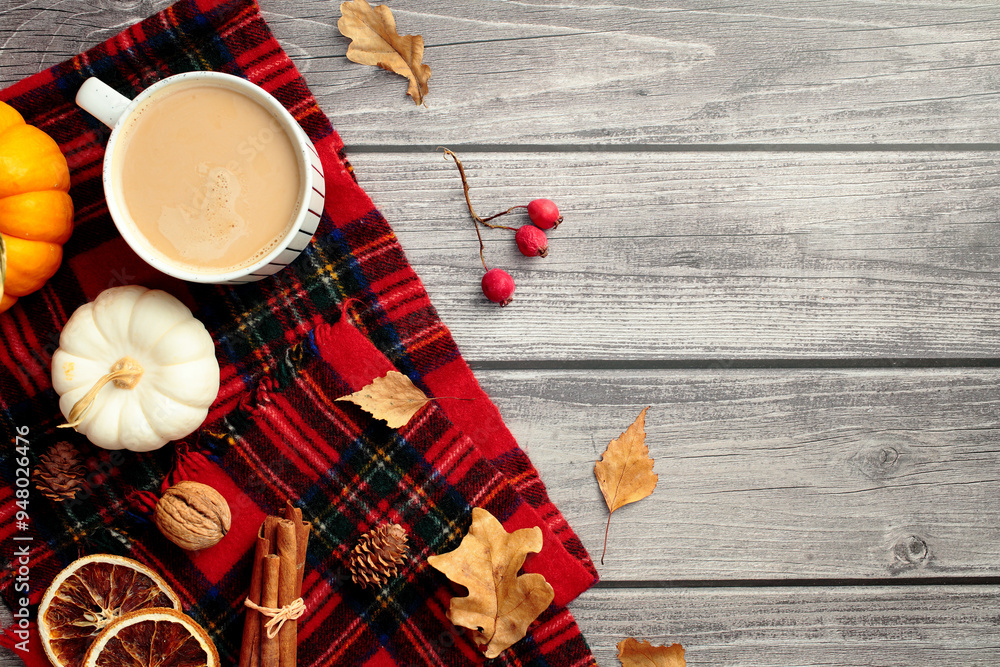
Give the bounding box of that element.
[349,151,1000,360]
[2,1,999,144]
[570,585,1000,666]
[475,367,1000,580]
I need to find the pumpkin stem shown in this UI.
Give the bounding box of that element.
[58,356,144,430]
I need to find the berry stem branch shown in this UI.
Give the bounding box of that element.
[473,212,489,271]
[441,148,520,271]
[480,205,527,224]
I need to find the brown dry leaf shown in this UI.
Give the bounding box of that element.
[336,371,431,428]
[427,507,554,659]
[617,638,685,666]
[338,0,431,105]
[594,406,657,564]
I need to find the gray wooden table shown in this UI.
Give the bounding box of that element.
[3,1,1000,665]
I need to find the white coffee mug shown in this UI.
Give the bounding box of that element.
[76,72,325,284]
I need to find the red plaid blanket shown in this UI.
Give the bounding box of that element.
[0,0,598,664]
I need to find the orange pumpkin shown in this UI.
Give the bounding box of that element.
[0,100,73,313]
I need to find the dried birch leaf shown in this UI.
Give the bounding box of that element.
[594,406,657,564]
[617,638,685,666]
[336,371,431,428]
[338,0,431,105]
[427,507,554,659]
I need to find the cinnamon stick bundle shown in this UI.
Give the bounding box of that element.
[284,500,311,597]
[260,555,281,667]
[238,526,271,667]
[239,505,311,667]
[276,520,297,667]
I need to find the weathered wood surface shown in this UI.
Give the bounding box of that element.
[479,368,1000,580]
[2,0,1000,145]
[573,586,1000,666]
[349,151,1000,361]
[2,0,999,665]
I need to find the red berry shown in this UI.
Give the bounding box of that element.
[481,268,515,306]
[515,225,548,257]
[527,199,562,229]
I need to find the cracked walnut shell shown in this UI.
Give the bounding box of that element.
[154,481,231,551]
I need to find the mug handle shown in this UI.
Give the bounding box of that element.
[76,77,132,128]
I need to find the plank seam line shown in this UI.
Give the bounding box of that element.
[468,358,1000,371]
[345,143,1000,154]
[594,576,1000,589]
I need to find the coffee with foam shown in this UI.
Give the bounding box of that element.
[115,83,302,274]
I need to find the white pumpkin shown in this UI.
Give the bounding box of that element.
[51,286,220,452]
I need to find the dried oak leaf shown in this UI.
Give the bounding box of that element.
[617,638,685,666]
[427,507,554,659]
[338,0,431,105]
[594,406,658,564]
[336,370,432,428]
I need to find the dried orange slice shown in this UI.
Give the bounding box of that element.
[82,608,219,667]
[38,554,181,667]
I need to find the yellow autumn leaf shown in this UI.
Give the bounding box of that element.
[427,507,554,659]
[594,406,658,563]
[617,638,685,666]
[338,0,431,105]
[336,370,431,428]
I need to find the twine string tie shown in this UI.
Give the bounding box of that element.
[244,597,306,639]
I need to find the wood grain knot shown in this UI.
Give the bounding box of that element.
[851,445,901,481]
[667,251,702,268]
[894,535,929,566]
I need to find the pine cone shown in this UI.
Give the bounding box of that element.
[349,523,408,589]
[33,442,87,502]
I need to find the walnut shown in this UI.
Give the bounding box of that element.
[154,481,231,551]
